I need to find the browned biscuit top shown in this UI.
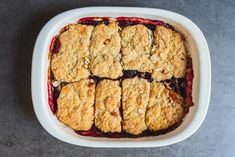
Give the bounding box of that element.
[121,25,153,73]
[95,79,122,133]
[51,24,94,82]
[56,79,95,131]
[146,82,184,131]
[151,26,186,80]
[122,78,150,135]
[89,22,122,78]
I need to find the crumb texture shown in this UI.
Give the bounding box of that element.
[151,26,186,80]
[51,24,94,82]
[56,79,95,131]
[121,25,153,72]
[95,80,122,133]
[89,22,122,78]
[146,82,184,131]
[122,78,150,135]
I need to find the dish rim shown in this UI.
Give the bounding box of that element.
[31,6,211,147]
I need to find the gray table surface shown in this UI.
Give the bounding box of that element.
[1,0,235,156]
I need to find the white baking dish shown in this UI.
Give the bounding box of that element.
[31,7,211,147]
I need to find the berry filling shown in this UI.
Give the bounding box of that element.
[78,17,110,26]
[49,36,61,54]
[116,17,173,29]
[123,70,153,82]
[76,122,181,138]
[184,57,194,112]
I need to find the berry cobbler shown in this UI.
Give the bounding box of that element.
[48,17,194,138]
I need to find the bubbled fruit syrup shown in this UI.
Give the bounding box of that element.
[47,82,55,113]
[185,57,194,108]
[49,36,61,54]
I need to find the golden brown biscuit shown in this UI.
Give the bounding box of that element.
[146,82,184,131]
[95,80,122,133]
[56,79,95,131]
[122,78,150,135]
[121,25,153,72]
[89,22,122,79]
[51,24,93,82]
[151,26,186,80]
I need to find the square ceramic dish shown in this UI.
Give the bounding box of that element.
[31,7,211,147]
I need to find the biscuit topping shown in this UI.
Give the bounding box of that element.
[95,80,122,133]
[146,82,184,131]
[56,79,95,131]
[122,78,150,135]
[89,22,122,79]
[121,25,153,73]
[151,26,187,80]
[51,24,94,82]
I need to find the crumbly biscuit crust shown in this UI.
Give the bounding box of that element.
[56,79,95,131]
[51,24,94,82]
[95,80,122,133]
[121,25,153,72]
[122,78,150,135]
[146,82,184,131]
[151,26,186,80]
[89,22,122,78]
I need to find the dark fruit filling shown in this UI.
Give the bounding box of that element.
[122,70,138,78]
[77,17,173,31]
[78,17,110,26]
[47,82,54,113]
[184,57,194,112]
[76,122,181,138]
[123,70,153,82]
[161,78,187,98]
[49,36,61,54]
[116,17,173,30]
[48,17,194,138]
